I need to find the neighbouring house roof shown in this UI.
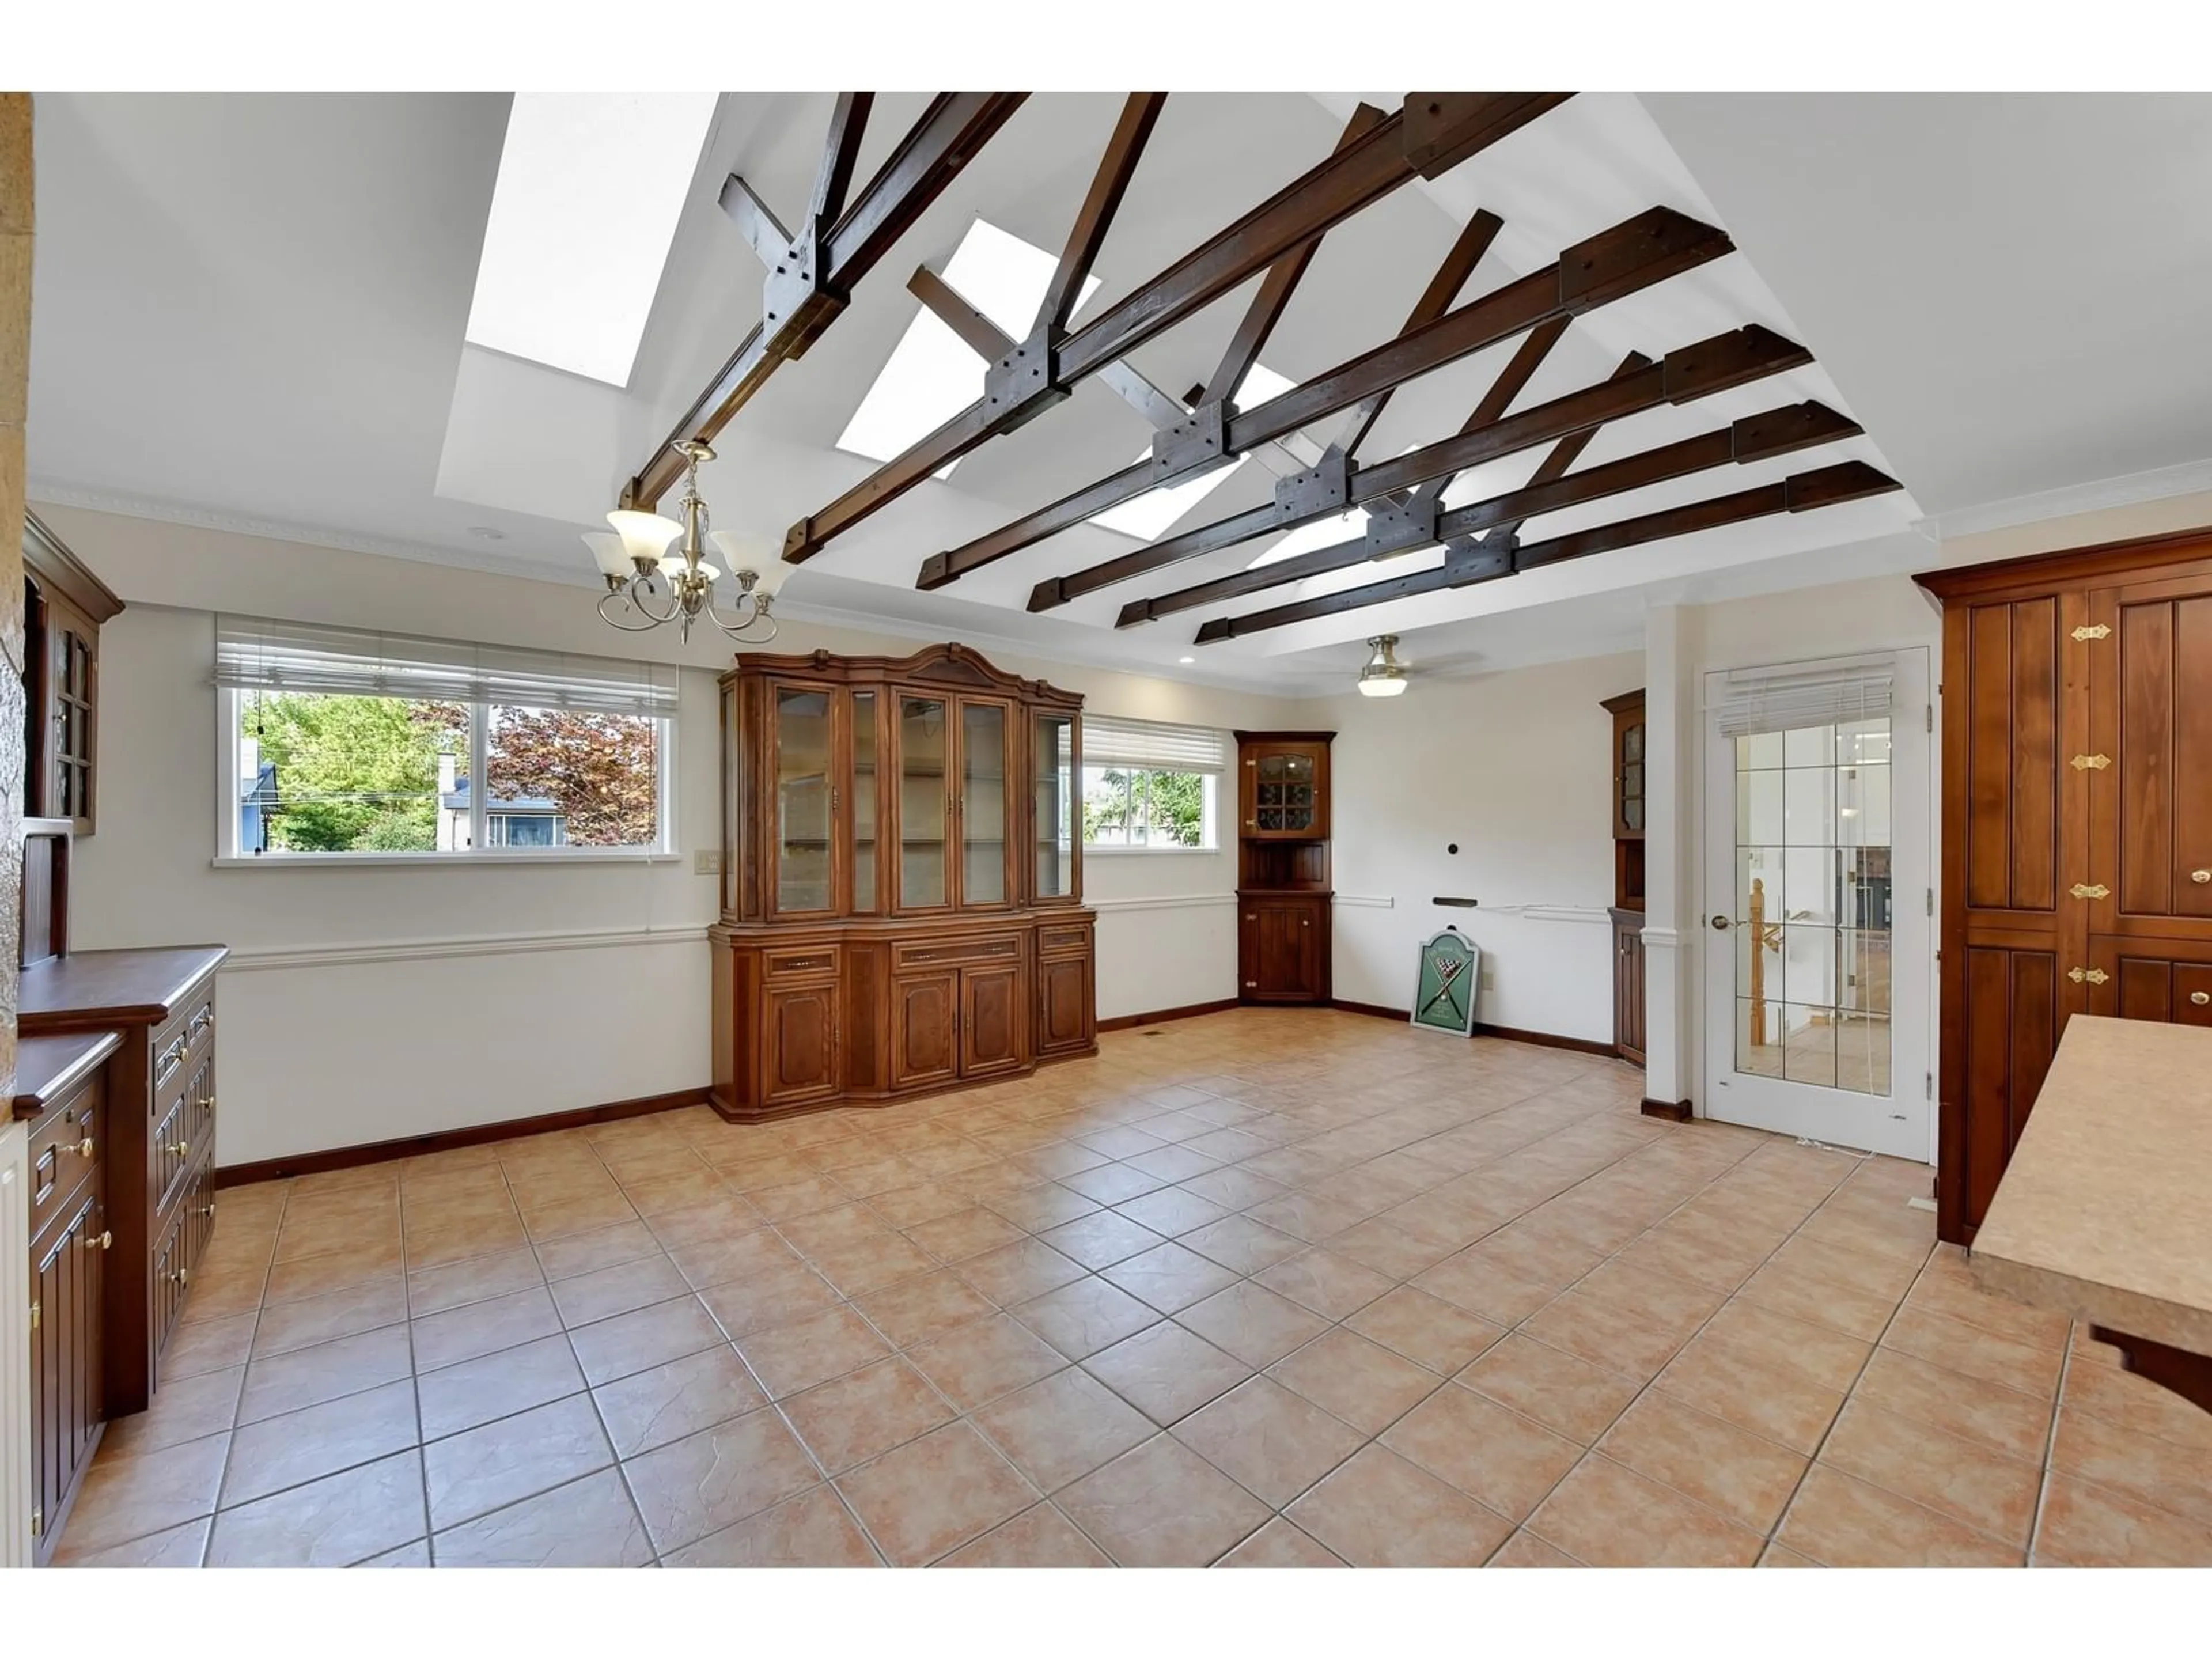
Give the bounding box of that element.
[440,776,561,815]
[240,759,280,807]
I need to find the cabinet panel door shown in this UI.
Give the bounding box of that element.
[42,589,100,834]
[768,683,839,917]
[1037,953,1092,1056]
[897,696,952,911]
[1960,596,2064,918]
[1245,745,1328,839]
[1956,941,2062,1234]
[2091,578,2212,937]
[1245,899,1321,1001]
[2087,935,2212,1030]
[150,1203,189,1363]
[891,971,960,1089]
[1613,706,1647,840]
[956,699,1013,908]
[762,981,841,1107]
[961,962,1027,1078]
[31,1189,104,1556]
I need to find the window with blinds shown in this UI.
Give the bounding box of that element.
[214,615,676,859]
[1710,655,1893,738]
[1079,715,1224,851]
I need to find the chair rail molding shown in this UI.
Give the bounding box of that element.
[221,923,711,974]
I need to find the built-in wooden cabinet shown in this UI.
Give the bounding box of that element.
[21,512,123,838]
[1921,528,2212,1242]
[710,644,1093,1120]
[1234,731,1334,1006]
[1600,689,1648,1064]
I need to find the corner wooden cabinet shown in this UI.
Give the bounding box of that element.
[1234,731,1333,1005]
[21,512,124,838]
[1920,527,2212,1242]
[710,644,1093,1120]
[1601,690,1648,1063]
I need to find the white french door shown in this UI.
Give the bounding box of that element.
[1700,649,1932,1161]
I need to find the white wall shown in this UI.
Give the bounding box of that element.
[1309,651,1643,1046]
[45,505,1301,1166]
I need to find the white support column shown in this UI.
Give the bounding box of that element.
[1641,604,1696,1112]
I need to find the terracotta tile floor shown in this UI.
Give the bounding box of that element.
[56,1010,2212,1567]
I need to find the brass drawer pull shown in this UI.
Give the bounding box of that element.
[2193,870,2211,885]
[2191,991,2211,1007]
[81,1229,112,1252]
[2069,753,2111,771]
[197,1096,217,1112]
[170,1139,192,1158]
[66,1136,94,1158]
[200,1200,218,1218]
[2069,884,2109,900]
[2066,967,2110,985]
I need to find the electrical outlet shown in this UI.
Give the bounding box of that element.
[693,848,721,876]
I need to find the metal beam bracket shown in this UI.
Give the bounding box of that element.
[1363,494,1441,557]
[1150,401,1232,487]
[982,327,1071,433]
[760,227,844,361]
[1274,450,1352,522]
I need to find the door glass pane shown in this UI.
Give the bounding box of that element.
[775,687,831,911]
[900,696,947,908]
[962,702,1007,905]
[1036,714,1073,898]
[852,691,877,912]
[1734,714,1892,1097]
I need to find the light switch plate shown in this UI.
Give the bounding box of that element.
[693,849,721,876]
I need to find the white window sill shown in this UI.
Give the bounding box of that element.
[1082,845,1222,857]
[213,851,681,869]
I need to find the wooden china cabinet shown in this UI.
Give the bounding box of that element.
[1600,689,1649,1064]
[1234,730,1334,1005]
[709,643,1094,1120]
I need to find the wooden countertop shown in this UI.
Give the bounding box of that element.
[1971,1015,2212,1357]
[12,1029,124,1121]
[18,945,229,1035]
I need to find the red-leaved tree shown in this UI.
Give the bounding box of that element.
[485,710,659,845]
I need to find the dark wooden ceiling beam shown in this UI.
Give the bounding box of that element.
[1036,93,1169,339]
[1196,104,1389,411]
[927,206,1724,599]
[1031,306,1782,614]
[787,95,1577,563]
[907,265,1009,359]
[809,93,874,227]
[1190,459,1902,642]
[1119,397,1860,626]
[1403,93,1575,178]
[622,92,1028,510]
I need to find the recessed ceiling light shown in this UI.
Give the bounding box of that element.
[468,525,507,540]
[1178,656,1195,664]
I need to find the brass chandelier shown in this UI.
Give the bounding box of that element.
[584,440,784,643]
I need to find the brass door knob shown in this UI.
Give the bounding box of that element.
[70,1136,94,1158]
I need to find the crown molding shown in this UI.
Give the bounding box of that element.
[1921,457,2212,545]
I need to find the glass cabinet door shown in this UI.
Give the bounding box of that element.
[960,700,1009,906]
[1035,711,1074,900]
[772,685,834,913]
[1618,717,1646,835]
[899,695,949,909]
[851,690,878,912]
[1253,747,1318,835]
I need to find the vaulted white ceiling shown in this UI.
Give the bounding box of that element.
[26,91,2212,692]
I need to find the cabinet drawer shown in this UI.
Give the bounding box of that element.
[764,945,841,981]
[2176,965,2212,1028]
[151,1089,195,1217]
[150,1202,190,1362]
[28,1075,105,1240]
[1037,924,1091,957]
[896,934,1021,970]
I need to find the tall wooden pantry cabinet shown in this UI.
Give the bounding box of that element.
[1919,527,2212,1242]
[710,643,1096,1120]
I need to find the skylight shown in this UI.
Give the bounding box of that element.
[464,92,719,388]
[836,219,1100,472]
[1088,363,1297,541]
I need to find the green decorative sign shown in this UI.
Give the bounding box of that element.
[1411,928,1480,1036]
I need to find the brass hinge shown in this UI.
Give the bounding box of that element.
[29,1506,40,1539]
[1925,888,1933,917]
[2069,883,2110,900]
[2067,966,2110,985]
[2072,623,2112,641]
[28,1299,38,1332]
[1926,704,1933,733]
[2069,753,2111,771]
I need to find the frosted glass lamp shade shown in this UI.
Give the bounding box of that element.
[1356,674,1408,698]
[710,531,792,594]
[660,555,722,581]
[607,509,682,563]
[582,532,634,578]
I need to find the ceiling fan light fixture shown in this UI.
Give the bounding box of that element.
[1357,634,1410,698]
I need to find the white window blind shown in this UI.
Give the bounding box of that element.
[1711,654,1893,738]
[214,616,680,718]
[1081,714,1227,774]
